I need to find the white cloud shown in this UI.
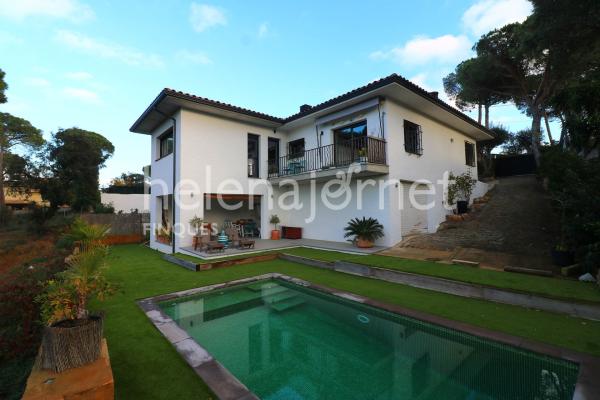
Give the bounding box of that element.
[189,3,226,32]
[370,34,472,66]
[0,0,94,22]
[55,30,164,68]
[65,71,93,81]
[24,77,51,87]
[258,22,269,38]
[462,0,532,37]
[176,50,212,65]
[408,73,432,91]
[62,87,99,103]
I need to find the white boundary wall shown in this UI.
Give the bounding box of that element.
[100,193,150,213]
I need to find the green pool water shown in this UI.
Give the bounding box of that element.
[160,279,578,400]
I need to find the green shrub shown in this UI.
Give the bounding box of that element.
[0,206,13,225]
[27,206,56,234]
[94,202,115,214]
[344,217,384,243]
[539,147,600,273]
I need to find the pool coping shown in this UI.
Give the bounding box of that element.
[137,273,600,400]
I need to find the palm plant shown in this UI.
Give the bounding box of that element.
[344,217,384,247]
[62,218,110,249]
[37,219,114,371]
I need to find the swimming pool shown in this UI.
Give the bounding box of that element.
[149,275,582,400]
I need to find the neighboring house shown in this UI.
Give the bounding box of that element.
[3,188,49,210]
[131,73,493,254]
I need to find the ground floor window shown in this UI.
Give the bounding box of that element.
[156,194,173,244]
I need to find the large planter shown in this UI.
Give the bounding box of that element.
[271,230,281,240]
[551,249,575,267]
[456,200,469,214]
[40,314,104,372]
[356,238,374,248]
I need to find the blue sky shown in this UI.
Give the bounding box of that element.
[0,0,544,185]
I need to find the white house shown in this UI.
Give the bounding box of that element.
[130,74,493,254]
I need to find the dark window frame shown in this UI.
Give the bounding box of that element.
[248,133,260,178]
[465,141,476,167]
[404,120,423,155]
[288,138,305,159]
[157,127,174,160]
[333,120,368,139]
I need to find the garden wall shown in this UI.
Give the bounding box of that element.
[80,213,149,244]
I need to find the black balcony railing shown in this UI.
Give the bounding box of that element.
[268,136,387,178]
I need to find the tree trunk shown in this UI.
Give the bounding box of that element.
[478,104,482,124]
[530,108,543,166]
[0,148,5,208]
[484,103,490,128]
[543,110,554,144]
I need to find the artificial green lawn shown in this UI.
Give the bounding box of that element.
[176,247,600,304]
[102,245,600,399]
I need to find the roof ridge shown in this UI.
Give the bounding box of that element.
[141,72,491,135]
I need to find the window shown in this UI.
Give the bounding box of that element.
[465,141,476,166]
[288,138,305,159]
[248,134,260,178]
[404,120,423,155]
[158,128,174,159]
[268,137,280,175]
[334,120,367,139]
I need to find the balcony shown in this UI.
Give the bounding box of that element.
[268,136,388,182]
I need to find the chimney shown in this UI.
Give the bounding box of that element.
[299,104,312,113]
[429,91,439,98]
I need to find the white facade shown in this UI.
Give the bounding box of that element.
[133,76,492,253]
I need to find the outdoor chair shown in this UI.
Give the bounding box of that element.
[229,229,255,249]
[206,241,225,253]
[193,234,210,251]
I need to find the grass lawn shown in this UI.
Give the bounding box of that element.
[176,247,600,304]
[102,244,600,399]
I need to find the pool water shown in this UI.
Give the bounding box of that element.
[160,279,578,400]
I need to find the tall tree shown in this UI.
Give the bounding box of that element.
[44,128,114,211]
[478,125,510,177]
[102,172,145,194]
[0,113,44,207]
[443,57,510,127]
[0,68,7,104]
[474,0,600,165]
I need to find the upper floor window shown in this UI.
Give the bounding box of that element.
[248,134,260,178]
[335,120,367,139]
[288,138,305,159]
[158,128,173,159]
[404,120,423,155]
[465,141,476,166]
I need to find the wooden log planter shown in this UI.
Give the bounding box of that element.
[164,253,280,272]
[40,315,104,373]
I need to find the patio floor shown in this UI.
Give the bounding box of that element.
[180,238,387,259]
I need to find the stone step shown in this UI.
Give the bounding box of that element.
[270,297,306,312]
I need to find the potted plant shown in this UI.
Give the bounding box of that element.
[189,215,204,235]
[447,172,476,214]
[155,226,172,244]
[551,243,575,267]
[344,217,384,248]
[269,214,281,240]
[37,222,114,372]
[357,147,368,163]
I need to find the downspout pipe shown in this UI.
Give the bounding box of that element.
[154,107,177,254]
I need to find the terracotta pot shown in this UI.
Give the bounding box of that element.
[40,314,103,372]
[356,238,374,248]
[271,230,281,240]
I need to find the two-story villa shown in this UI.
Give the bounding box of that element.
[131,74,493,254]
